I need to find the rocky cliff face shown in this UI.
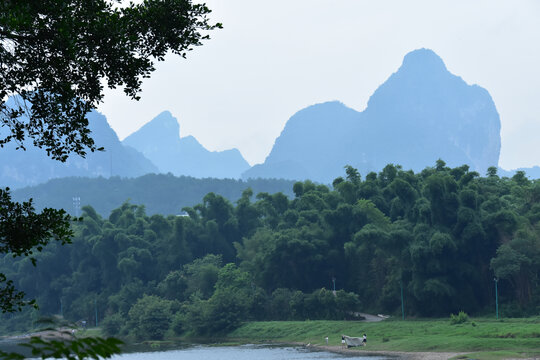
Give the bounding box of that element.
[0,110,158,189]
[123,111,251,179]
[122,111,183,174]
[244,101,361,182]
[242,48,501,183]
[361,48,500,174]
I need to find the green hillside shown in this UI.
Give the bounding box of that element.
[12,174,296,216]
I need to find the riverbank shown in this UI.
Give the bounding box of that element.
[308,344,467,360]
[1,327,77,341]
[3,317,538,359]
[227,317,540,360]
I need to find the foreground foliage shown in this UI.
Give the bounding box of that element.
[1,0,220,160]
[1,0,220,357]
[0,188,72,313]
[0,336,123,360]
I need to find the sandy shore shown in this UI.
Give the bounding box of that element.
[2,328,76,341]
[309,344,540,360]
[309,344,468,360]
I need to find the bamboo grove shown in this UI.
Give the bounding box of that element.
[1,161,539,338]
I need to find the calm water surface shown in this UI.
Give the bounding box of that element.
[113,344,391,360]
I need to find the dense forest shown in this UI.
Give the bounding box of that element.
[12,174,296,216]
[1,161,539,340]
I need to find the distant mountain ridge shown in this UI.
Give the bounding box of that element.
[0,110,158,189]
[123,111,250,179]
[1,109,251,189]
[5,48,538,189]
[243,48,502,183]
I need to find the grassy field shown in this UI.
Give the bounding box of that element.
[227,317,540,359]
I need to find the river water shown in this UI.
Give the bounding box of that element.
[113,344,391,360]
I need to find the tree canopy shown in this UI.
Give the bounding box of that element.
[2,162,538,338]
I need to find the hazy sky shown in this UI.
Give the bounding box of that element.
[98,0,540,170]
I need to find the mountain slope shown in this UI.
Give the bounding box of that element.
[243,48,501,183]
[123,111,251,179]
[0,110,158,189]
[245,101,360,181]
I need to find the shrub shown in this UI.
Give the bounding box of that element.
[101,313,125,336]
[450,310,469,324]
[127,295,175,340]
[270,288,294,320]
[171,312,185,335]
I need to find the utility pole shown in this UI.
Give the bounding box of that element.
[400,280,405,320]
[494,277,499,320]
[94,298,98,327]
